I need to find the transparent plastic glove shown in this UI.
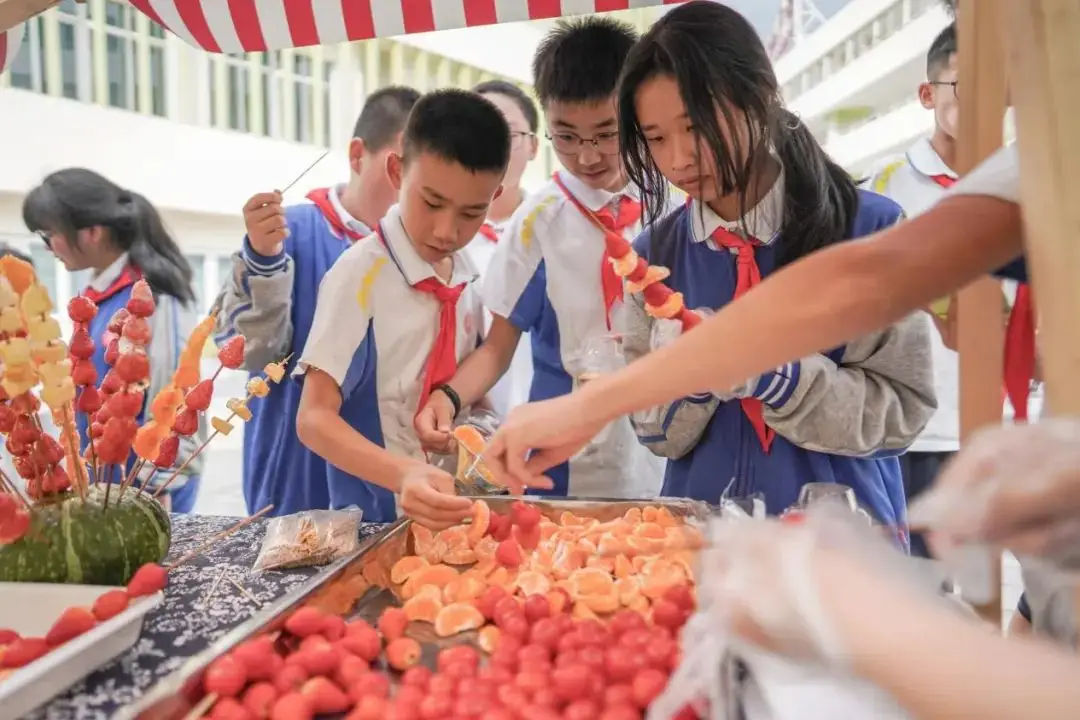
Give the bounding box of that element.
[702,506,944,665]
[910,418,1080,570]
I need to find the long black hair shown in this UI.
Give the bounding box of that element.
[22,168,196,305]
[617,1,859,269]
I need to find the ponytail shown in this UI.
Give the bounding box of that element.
[22,168,196,306]
[772,109,860,269]
[122,191,196,306]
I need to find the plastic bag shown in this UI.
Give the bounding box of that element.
[567,334,625,451]
[429,410,507,496]
[252,507,363,572]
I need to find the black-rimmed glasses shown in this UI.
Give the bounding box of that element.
[546,130,620,156]
[929,80,959,99]
[509,131,535,149]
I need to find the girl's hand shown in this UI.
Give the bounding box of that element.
[483,396,599,493]
[414,389,456,454]
[398,465,473,530]
[911,419,1080,569]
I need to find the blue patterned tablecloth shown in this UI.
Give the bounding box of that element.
[29,514,386,720]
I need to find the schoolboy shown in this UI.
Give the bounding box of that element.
[864,25,961,558]
[415,17,666,499]
[295,89,534,530]
[216,86,420,518]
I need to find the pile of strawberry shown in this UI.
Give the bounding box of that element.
[490,499,542,566]
[0,396,69,498]
[192,582,699,720]
[0,561,168,670]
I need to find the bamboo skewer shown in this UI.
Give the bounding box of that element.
[151,432,216,500]
[165,505,273,570]
[181,692,217,720]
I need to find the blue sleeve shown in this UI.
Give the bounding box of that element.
[1017,592,1032,622]
[506,261,546,333]
[994,257,1028,283]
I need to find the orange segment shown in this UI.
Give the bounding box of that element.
[390,556,430,585]
[434,602,485,638]
[568,568,615,598]
[515,570,551,597]
[614,554,634,579]
[642,506,659,523]
[443,576,486,604]
[546,590,570,615]
[412,525,443,564]
[580,590,620,614]
[403,591,444,623]
[615,576,642,606]
[654,506,678,528]
[453,425,497,485]
[467,500,491,545]
[405,564,459,594]
[572,602,599,621]
[478,624,501,653]
[634,522,666,540]
[623,508,642,524]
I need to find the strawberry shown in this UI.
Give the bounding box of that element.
[67,296,98,324]
[209,697,251,720]
[376,607,408,642]
[333,653,369,687]
[339,621,381,662]
[77,386,105,414]
[320,614,346,641]
[284,607,327,638]
[96,440,131,466]
[68,326,96,360]
[385,637,421,671]
[232,637,281,681]
[513,522,541,552]
[100,368,124,395]
[114,351,151,384]
[218,336,246,370]
[107,390,145,418]
[121,316,153,345]
[204,655,248,697]
[0,405,16,433]
[0,637,48,668]
[291,639,341,677]
[11,415,41,444]
[0,493,15,523]
[104,337,121,366]
[0,508,30,544]
[43,466,71,494]
[270,692,313,720]
[0,628,19,644]
[107,308,130,333]
[184,379,214,412]
[12,455,36,480]
[126,280,156,317]
[46,607,97,647]
[495,538,523,568]
[510,500,542,529]
[153,433,180,468]
[32,435,66,467]
[71,358,98,387]
[242,681,280,718]
[300,676,351,714]
[102,416,139,446]
[89,421,105,439]
[172,406,199,436]
[272,664,309,694]
[92,589,130,622]
[127,562,169,597]
[9,393,39,415]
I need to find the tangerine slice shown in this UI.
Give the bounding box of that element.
[487,567,511,586]
[546,590,570,615]
[403,592,444,623]
[623,508,642,524]
[614,554,634,579]
[515,570,551,597]
[478,624,501,653]
[626,595,650,613]
[615,576,642,606]
[412,525,441,563]
[434,602,485,638]
[415,584,443,601]
[408,564,459,590]
[443,576,486,604]
[572,602,599,621]
[453,425,496,484]
[467,500,491,545]
[634,522,666,540]
[539,521,559,541]
[568,568,615,598]
[499,570,520,592]
[654,506,678,528]
[575,537,598,555]
[528,548,554,574]
[580,590,620,614]
[443,545,478,565]
[642,560,689,600]
[390,556,430,585]
[559,511,584,526]
[642,506,659,523]
[473,536,499,562]
[626,534,665,556]
[585,556,615,574]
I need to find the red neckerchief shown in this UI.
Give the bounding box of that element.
[477,223,500,243]
[552,174,642,330]
[373,225,466,415]
[83,265,142,305]
[930,174,957,189]
[1004,284,1036,421]
[712,227,774,453]
[306,187,368,242]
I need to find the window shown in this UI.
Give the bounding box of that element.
[224,54,251,132]
[148,21,167,116]
[217,256,234,290]
[185,254,206,310]
[322,60,334,147]
[9,17,47,93]
[57,0,92,101]
[259,52,284,137]
[293,54,315,144]
[104,0,138,110]
[30,243,58,302]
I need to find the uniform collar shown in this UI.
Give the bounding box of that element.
[688,167,786,245]
[379,204,479,287]
[89,252,131,293]
[327,184,373,237]
[554,170,639,213]
[907,137,958,181]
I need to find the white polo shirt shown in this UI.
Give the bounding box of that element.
[482,170,668,499]
[296,204,485,462]
[864,137,961,453]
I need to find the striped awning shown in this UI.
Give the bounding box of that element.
[1,0,680,75]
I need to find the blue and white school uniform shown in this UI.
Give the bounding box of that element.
[625,178,936,528]
[465,219,534,418]
[296,205,485,513]
[217,186,371,517]
[483,171,667,499]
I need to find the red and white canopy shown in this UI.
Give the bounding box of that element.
[1,0,681,73]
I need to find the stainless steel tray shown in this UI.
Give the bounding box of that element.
[122,496,711,720]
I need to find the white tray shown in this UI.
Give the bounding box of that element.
[0,583,163,719]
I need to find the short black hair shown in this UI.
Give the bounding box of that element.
[402,89,511,174]
[927,23,957,78]
[352,86,421,151]
[532,16,638,106]
[473,80,539,134]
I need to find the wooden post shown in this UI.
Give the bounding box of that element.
[954,0,1008,626]
[999,0,1080,631]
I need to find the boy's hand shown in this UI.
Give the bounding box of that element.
[399,464,472,530]
[244,191,288,257]
[414,389,456,454]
